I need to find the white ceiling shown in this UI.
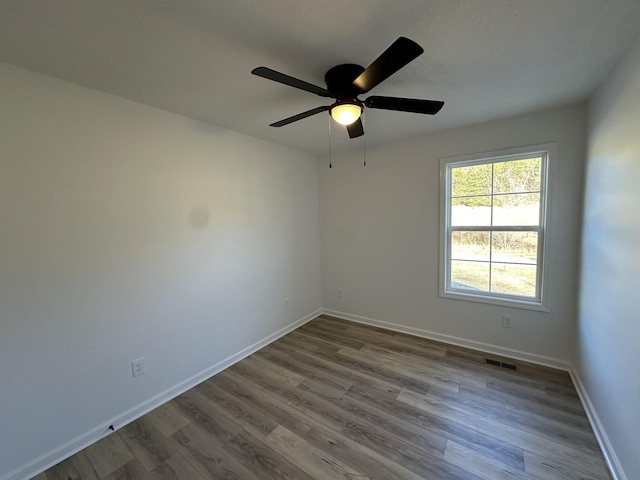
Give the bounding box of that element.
[1,0,639,156]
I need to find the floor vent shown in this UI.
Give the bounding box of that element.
[485,358,518,371]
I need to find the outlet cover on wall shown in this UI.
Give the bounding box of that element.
[337,288,343,298]
[132,358,145,377]
[502,315,513,328]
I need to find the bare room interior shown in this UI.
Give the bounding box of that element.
[1,1,639,479]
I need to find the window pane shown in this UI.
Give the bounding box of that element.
[451,197,491,226]
[452,231,490,261]
[490,263,537,297]
[491,232,538,264]
[451,261,489,291]
[451,163,492,197]
[493,193,540,226]
[493,157,542,194]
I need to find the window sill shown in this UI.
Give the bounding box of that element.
[439,289,549,312]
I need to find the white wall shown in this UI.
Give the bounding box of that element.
[577,34,640,480]
[0,61,322,479]
[320,104,587,364]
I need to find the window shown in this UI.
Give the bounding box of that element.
[440,144,553,310]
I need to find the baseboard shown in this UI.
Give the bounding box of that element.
[323,309,571,371]
[569,367,627,480]
[2,309,322,480]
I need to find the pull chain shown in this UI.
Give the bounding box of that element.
[362,111,366,167]
[328,115,332,168]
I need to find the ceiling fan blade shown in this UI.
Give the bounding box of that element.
[352,37,424,94]
[270,106,330,127]
[346,118,364,138]
[252,67,331,97]
[365,96,444,115]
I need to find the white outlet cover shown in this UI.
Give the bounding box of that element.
[132,357,145,377]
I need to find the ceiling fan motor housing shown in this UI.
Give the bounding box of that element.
[324,64,365,98]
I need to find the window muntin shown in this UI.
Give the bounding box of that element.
[441,148,550,309]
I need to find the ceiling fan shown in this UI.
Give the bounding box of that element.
[252,37,444,139]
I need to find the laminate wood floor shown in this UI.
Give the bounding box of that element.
[34,316,611,480]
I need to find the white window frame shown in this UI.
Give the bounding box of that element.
[439,143,555,311]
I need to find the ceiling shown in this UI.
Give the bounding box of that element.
[1,1,639,156]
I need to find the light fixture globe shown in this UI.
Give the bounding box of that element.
[330,101,362,125]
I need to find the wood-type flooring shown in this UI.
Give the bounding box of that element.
[34,315,611,480]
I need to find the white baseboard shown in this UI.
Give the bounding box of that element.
[323,309,571,371]
[2,309,322,480]
[569,367,627,480]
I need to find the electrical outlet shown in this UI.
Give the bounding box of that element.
[501,314,513,328]
[284,298,290,309]
[132,358,145,377]
[337,288,343,298]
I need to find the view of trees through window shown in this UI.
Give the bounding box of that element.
[448,156,544,298]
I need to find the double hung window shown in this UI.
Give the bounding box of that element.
[440,145,552,310]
